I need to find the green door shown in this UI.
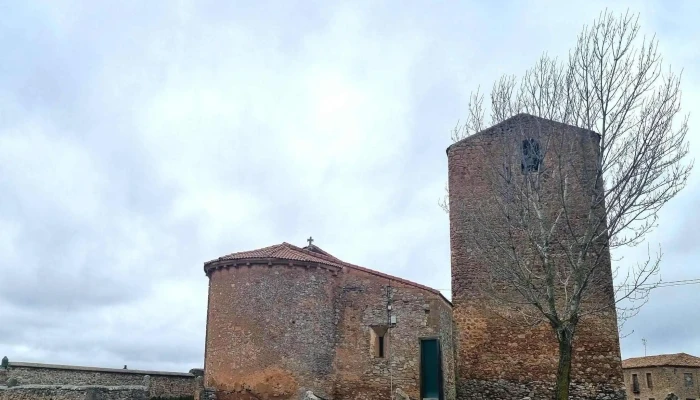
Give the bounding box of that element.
[420,339,443,400]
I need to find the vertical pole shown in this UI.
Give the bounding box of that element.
[387,285,393,400]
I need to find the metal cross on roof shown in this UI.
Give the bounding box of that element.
[307,236,314,246]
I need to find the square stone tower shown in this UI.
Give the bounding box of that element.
[447,114,624,400]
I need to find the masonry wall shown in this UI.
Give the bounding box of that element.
[204,262,455,400]
[623,366,700,400]
[1,363,195,399]
[0,385,148,400]
[205,263,337,399]
[332,268,455,400]
[447,115,624,400]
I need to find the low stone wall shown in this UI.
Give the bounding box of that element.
[2,361,197,399]
[457,379,626,400]
[0,384,148,400]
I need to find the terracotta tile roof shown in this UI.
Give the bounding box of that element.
[204,242,451,305]
[204,242,345,269]
[622,353,700,369]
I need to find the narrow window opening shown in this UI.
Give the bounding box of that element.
[646,372,653,389]
[370,325,389,359]
[685,373,694,387]
[521,138,543,173]
[632,374,640,393]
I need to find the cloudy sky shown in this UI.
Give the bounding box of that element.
[0,0,698,372]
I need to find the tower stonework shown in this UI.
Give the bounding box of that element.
[447,114,625,400]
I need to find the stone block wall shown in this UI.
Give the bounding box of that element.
[332,268,455,400]
[205,263,337,399]
[0,385,149,400]
[447,114,624,399]
[2,362,196,399]
[204,260,455,400]
[623,366,700,400]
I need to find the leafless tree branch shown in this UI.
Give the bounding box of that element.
[446,10,692,400]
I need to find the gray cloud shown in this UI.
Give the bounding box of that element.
[0,0,698,372]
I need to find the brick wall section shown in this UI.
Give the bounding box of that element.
[204,262,455,400]
[447,114,624,400]
[623,366,700,400]
[3,363,195,398]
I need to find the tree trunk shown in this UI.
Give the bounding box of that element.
[555,327,575,400]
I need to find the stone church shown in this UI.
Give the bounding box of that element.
[201,114,625,400]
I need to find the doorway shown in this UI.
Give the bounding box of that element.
[420,338,443,400]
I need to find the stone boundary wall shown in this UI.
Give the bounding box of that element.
[457,379,626,400]
[1,360,197,399]
[0,384,149,400]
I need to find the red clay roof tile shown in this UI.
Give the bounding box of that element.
[205,242,345,269]
[204,242,450,305]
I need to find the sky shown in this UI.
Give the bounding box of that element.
[0,0,698,372]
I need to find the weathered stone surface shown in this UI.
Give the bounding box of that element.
[394,387,410,400]
[447,114,624,400]
[301,390,320,400]
[456,379,625,400]
[4,363,195,398]
[622,365,700,400]
[0,384,149,400]
[204,253,455,400]
[190,369,205,377]
[202,388,217,400]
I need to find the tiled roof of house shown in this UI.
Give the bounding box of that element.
[204,242,450,304]
[622,353,700,369]
[204,242,346,269]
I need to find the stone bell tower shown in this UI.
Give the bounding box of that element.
[447,114,624,400]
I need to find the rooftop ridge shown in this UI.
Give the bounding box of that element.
[446,113,600,154]
[302,243,340,260]
[279,242,345,267]
[8,361,194,377]
[283,243,452,305]
[204,242,345,269]
[622,352,700,369]
[204,242,452,306]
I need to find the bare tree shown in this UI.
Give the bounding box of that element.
[447,10,692,400]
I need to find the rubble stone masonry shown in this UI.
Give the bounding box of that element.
[622,366,700,400]
[0,384,149,400]
[204,256,455,400]
[1,362,195,399]
[447,114,625,400]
